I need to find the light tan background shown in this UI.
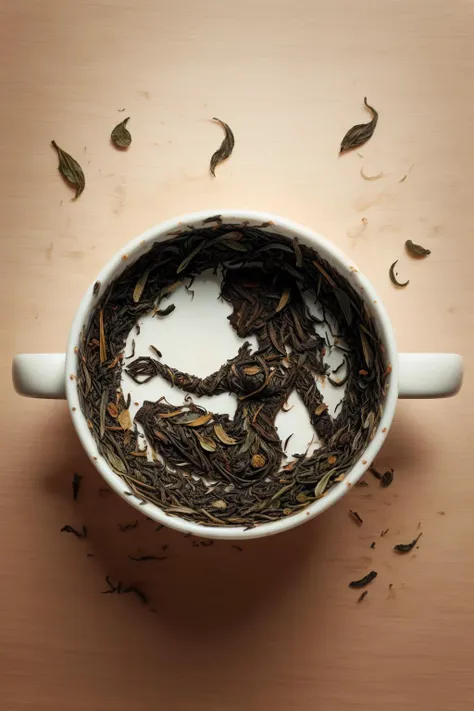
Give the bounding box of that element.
[1,0,473,709]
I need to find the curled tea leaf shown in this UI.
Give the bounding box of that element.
[389,260,409,288]
[182,413,213,428]
[214,423,237,445]
[405,240,431,258]
[394,533,422,553]
[348,570,377,588]
[194,431,217,452]
[51,140,85,198]
[210,117,235,176]
[111,117,132,148]
[314,470,333,498]
[339,98,379,155]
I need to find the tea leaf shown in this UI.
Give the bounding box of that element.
[334,288,353,326]
[158,409,184,419]
[394,533,422,553]
[194,431,217,452]
[405,240,431,258]
[389,260,409,288]
[339,98,379,155]
[51,140,85,198]
[360,167,383,181]
[118,409,132,430]
[312,260,337,288]
[107,402,118,418]
[293,237,303,268]
[210,117,235,176]
[243,366,261,375]
[104,447,128,475]
[214,423,238,445]
[348,570,377,588]
[177,241,205,274]
[314,470,333,498]
[314,403,328,416]
[133,268,151,303]
[111,117,132,148]
[211,499,227,510]
[99,309,107,363]
[276,288,291,313]
[183,413,213,428]
[99,390,107,439]
[359,327,373,368]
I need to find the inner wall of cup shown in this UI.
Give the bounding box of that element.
[66,211,396,537]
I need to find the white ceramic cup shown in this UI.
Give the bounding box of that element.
[12,210,463,540]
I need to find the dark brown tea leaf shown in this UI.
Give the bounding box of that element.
[394,533,422,553]
[389,260,409,288]
[210,117,235,176]
[405,240,431,258]
[111,117,132,148]
[339,98,378,155]
[51,140,85,198]
[349,570,377,588]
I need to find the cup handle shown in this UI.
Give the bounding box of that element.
[398,353,463,399]
[12,354,66,399]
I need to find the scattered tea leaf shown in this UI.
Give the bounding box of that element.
[349,509,363,525]
[349,570,377,588]
[118,521,138,532]
[210,117,235,176]
[405,240,431,258]
[370,541,376,549]
[111,117,132,148]
[394,533,422,553]
[51,140,85,198]
[389,260,409,288]
[358,590,368,602]
[381,469,394,487]
[60,524,87,538]
[129,555,166,561]
[72,473,82,502]
[339,98,379,155]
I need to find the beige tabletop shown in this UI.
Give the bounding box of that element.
[1,0,474,709]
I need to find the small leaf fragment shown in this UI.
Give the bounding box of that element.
[51,140,85,198]
[276,288,291,313]
[111,117,132,148]
[118,409,133,430]
[360,167,384,181]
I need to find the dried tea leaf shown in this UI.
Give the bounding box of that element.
[111,117,132,148]
[107,402,118,418]
[359,327,373,368]
[214,423,237,445]
[99,309,107,363]
[394,533,422,553]
[293,237,303,268]
[339,98,379,155]
[133,267,151,303]
[360,167,383,181]
[405,240,431,258]
[389,260,409,288]
[154,304,176,317]
[314,403,328,416]
[334,288,353,326]
[348,570,377,588]
[104,447,127,475]
[243,366,261,375]
[158,409,184,419]
[183,413,213,428]
[312,260,337,288]
[194,431,217,452]
[314,470,333,498]
[51,140,85,198]
[177,241,205,274]
[211,499,227,510]
[99,390,108,439]
[118,409,132,430]
[276,288,291,313]
[210,117,235,176]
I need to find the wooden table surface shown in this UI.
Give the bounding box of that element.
[1,0,474,709]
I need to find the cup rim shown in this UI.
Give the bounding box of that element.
[66,209,399,540]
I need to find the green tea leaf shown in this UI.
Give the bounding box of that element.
[51,140,85,198]
[210,117,235,177]
[111,117,132,148]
